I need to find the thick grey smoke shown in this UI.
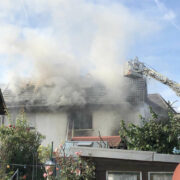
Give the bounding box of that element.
[0,0,160,105]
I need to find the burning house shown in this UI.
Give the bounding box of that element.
[1,69,173,147]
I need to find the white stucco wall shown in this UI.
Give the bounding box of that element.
[92,109,121,136]
[5,103,144,147]
[5,109,68,148]
[92,105,143,136]
[32,112,68,148]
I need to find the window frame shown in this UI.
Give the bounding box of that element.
[148,171,173,180]
[69,107,93,130]
[106,170,142,180]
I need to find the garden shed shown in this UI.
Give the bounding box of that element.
[70,146,180,180]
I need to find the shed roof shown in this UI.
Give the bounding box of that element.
[70,147,180,163]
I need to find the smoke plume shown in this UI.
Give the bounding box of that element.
[0,0,160,105]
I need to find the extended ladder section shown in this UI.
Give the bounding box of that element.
[124,57,180,97]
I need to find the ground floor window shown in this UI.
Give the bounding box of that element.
[148,172,173,180]
[107,171,141,180]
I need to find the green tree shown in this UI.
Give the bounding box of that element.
[119,107,180,154]
[0,109,45,179]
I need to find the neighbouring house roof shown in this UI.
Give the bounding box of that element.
[0,89,6,115]
[69,146,180,163]
[148,94,175,112]
[71,136,121,147]
[147,94,176,118]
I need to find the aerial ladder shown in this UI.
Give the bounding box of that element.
[124,57,180,97]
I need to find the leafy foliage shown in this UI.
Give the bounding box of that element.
[38,144,51,164]
[0,109,45,179]
[119,107,180,154]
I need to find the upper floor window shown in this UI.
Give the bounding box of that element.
[69,107,92,130]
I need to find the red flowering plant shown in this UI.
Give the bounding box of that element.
[0,109,45,180]
[43,144,95,180]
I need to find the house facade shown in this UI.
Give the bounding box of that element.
[2,75,174,147]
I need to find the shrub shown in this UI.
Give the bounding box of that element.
[119,107,180,154]
[43,144,96,180]
[0,109,45,179]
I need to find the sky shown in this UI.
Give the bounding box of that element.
[0,0,180,111]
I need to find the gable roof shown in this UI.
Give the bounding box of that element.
[1,79,175,117]
[147,93,176,116]
[2,76,147,107]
